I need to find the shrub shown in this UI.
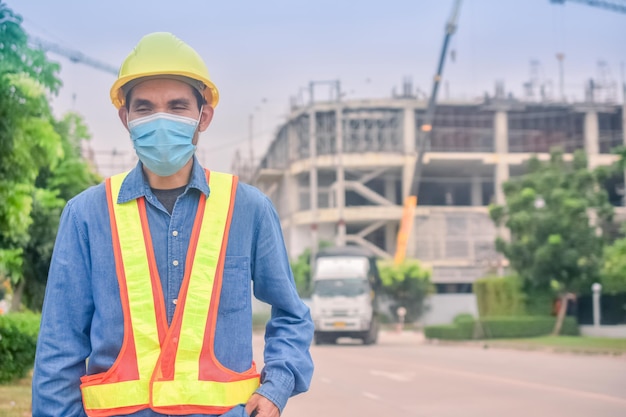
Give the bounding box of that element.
[480,316,578,338]
[424,324,472,340]
[474,275,526,317]
[424,315,578,341]
[0,313,40,383]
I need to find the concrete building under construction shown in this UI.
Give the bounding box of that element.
[251,87,625,308]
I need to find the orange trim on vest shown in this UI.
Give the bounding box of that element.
[201,174,241,380]
[100,177,141,383]
[137,197,168,344]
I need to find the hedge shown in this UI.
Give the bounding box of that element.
[474,275,526,317]
[0,313,41,383]
[424,323,473,340]
[424,315,578,341]
[479,316,578,338]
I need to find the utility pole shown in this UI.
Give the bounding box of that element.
[556,53,565,102]
[248,114,254,183]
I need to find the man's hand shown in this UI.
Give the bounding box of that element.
[244,393,280,417]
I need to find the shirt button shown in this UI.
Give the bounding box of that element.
[173,299,178,305]
[172,230,178,237]
[173,260,179,266]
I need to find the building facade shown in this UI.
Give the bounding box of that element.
[253,97,625,296]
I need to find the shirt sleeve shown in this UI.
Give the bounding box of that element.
[251,196,314,412]
[32,200,93,417]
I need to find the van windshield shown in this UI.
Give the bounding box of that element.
[313,278,370,298]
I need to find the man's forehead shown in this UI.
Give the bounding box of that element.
[128,78,196,101]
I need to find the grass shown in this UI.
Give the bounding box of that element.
[483,335,626,355]
[0,374,31,417]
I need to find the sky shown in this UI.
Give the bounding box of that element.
[11,0,626,175]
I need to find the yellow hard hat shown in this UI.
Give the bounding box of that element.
[110,32,219,109]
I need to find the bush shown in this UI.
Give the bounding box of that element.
[480,316,578,338]
[424,315,578,341]
[474,275,526,317]
[424,324,472,340]
[0,313,40,383]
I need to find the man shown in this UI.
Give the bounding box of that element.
[32,32,314,417]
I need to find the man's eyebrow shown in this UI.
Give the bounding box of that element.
[131,98,153,109]
[168,98,192,107]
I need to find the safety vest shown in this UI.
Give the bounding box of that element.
[80,170,260,417]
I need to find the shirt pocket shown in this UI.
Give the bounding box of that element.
[219,256,251,314]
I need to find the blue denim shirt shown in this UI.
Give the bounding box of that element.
[32,158,314,417]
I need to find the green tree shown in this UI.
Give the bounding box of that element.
[290,248,313,298]
[0,3,99,310]
[378,261,433,322]
[597,147,626,296]
[290,241,333,298]
[490,149,613,333]
[600,234,626,294]
[20,114,100,310]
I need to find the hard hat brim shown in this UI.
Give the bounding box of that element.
[110,71,219,109]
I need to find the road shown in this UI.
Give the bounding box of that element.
[254,331,626,417]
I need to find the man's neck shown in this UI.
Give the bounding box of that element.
[143,159,194,190]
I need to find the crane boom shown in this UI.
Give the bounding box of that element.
[550,0,626,14]
[28,36,119,76]
[410,0,462,198]
[394,0,462,265]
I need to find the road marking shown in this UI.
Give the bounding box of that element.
[416,364,626,406]
[361,391,381,400]
[369,369,415,382]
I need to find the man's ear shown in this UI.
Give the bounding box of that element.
[198,106,214,132]
[119,107,129,132]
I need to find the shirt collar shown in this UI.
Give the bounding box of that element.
[116,156,210,204]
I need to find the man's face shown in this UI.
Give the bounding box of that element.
[119,78,213,145]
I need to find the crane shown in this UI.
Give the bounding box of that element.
[394,0,462,264]
[550,0,626,14]
[28,35,119,76]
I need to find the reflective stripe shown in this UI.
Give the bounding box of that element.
[82,173,162,411]
[83,380,149,409]
[175,172,231,380]
[153,378,260,407]
[108,173,161,383]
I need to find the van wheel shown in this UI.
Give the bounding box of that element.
[363,330,378,345]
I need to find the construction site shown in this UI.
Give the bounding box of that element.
[250,82,622,272]
[238,0,626,323]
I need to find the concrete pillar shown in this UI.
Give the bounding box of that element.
[495,163,509,205]
[403,105,416,153]
[288,117,297,162]
[335,106,346,246]
[584,111,599,156]
[384,175,397,204]
[309,109,319,259]
[385,222,397,255]
[494,111,508,154]
[402,106,417,200]
[471,176,482,206]
[494,111,509,205]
